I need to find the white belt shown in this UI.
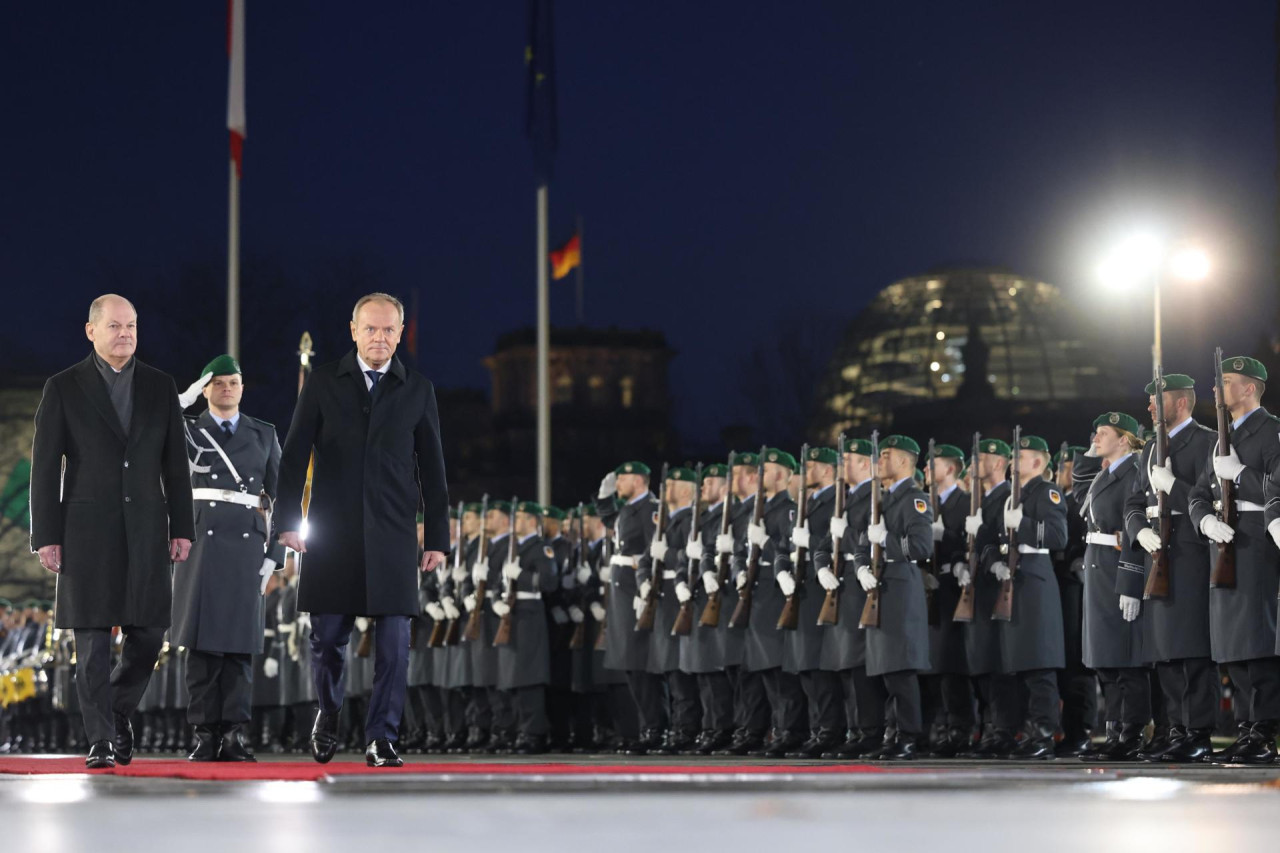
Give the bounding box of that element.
[662,570,677,580]
[1237,500,1265,513]
[610,555,638,568]
[516,591,542,601]
[192,488,260,509]
[1145,506,1184,519]
[1086,532,1121,548]
[1017,545,1049,555]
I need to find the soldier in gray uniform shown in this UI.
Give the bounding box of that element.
[1197,357,1280,763]
[596,462,661,753]
[172,355,285,761]
[853,435,933,760]
[1124,374,1218,762]
[782,447,843,758]
[1073,411,1149,761]
[1053,446,1095,756]
[712,452,760,755]
[407,511,443,752]
[276,555,317,752]
[251,576,285,752]
[539,506,575,748]
[471,500,516,751]
[441,503,482,752]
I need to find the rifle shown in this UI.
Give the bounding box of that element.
[992,425,1022,622]
[568,502,588,650]
[777,443,811,630]
[952,433,981,622]
[635,464,671,632]
[699,451,738,628]
[429,501,465,647]
[728,446,769,629]
[925,438,941,627]
[462,494,491,642]
[492,495,520,647]
[816,433,846,626]
[1144,364,1172,599]
[671,463,704,636]
[593,519,613,651]
[858,431,884,629]
[1210,347,1238,588]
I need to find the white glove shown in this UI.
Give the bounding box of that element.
[685,540,705,562]
[1213,447,1245,482]
[590,602,606,621]
[638,580,652,601]
[747,522,768,548]
[597,471,618,500]
[735,573,748,591]
[1003,498,1023,531]
[1084,444,1099,458]
[716,533,735,554]
[1119,594,1141,622]
[867,521,887,546]
[463,593,477,612]
[1200,515,1235,544]
[964,514,984,537]
[451,565,467,583]
[492,600,510,617]
[502,561,522,581]
[259,557,277,595]
[829,516,848,540]
[576,565,593,584]
[472,564,488,586]
[931,519,945,542]
[776,570,796,597]
[178,372,212,409]
[632,596,646,619]
[425,602,445,621]
[1269,518,1280,550]
[791,524,810,550]
[817,567,840,591]
[551,606,569,625]
[561,572,576,591]
[1148,458,1176,495]
[702,572,720,594]
[649,536,669,563]
[675,582,692,603]
[354,617,370,632]
[262,657,279,679]
[923,572,939,592]
[1136,528,1162,554]
[990,561,1011,582]
[955,565,973,587]
[856,566,878,592]
[599,565,612,582]
[568,605,585,624]
[441,598,461,620]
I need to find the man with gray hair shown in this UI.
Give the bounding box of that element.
[29,294,195,769]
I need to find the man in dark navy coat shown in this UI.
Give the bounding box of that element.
[276,293,450,768]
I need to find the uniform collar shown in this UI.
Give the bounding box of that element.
[939,482,958,503]
[627,491,651,506]
[1166,417,1193,438]
[1233,406,1261,430]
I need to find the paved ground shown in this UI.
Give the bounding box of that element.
[3,754,1278,853]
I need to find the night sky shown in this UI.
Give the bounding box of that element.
[4,2,1276,447]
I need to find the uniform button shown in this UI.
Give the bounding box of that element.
[249,476,255,482]
[210,502,217,508]
[243,533,250,539]
[207,530,214,536]
[124,496,131,502]
[123,461,129,468]
[211,474,218,480]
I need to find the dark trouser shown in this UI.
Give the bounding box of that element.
[940,674,976,728]
[445,687,468,734]
[1095,667,1152,725]
[1018,668,1061,732]
[1150,669,1169,728]
[511,685,547,737]
[1155,658,1218,729]
[310,614,410,742]
[697,672,734,731]
[626,670,668,732]
[73,626,165,745]
[291,702,317,745]
[881,670,922,736]
[761,668,805,734]
[488,686,515,734]
[1058,667,1099,737]
[1225,657,1280,722]
[667,670,701,734]
[185,650,252,726]
[975,673,1021,730]
[799,670,843,731]
[737,669,771,734]
[838,666,887,731]
[606,683,639,739]
[465,686,492,730]
[417,684,445,736]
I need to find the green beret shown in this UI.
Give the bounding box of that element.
[979,439,1012,458]
[22,598,41,609]
[40,601,54,612]
[666,467,698,483]
[1143,373,1195,394]
[1223,355,1267,383]
[515,500,543,516]
[1094,411,1141,436]
[615,461,651,476]
[933,443,965,460]
[805,446,839,466]
[844,438,875,457]
[0,598,11,609]
[1054,445,1087,467]
[881,435,921,456]
[732,451,760,467]
[762,448,799,473]
[581,504,599,518]
[1017,435,1051,453]
[488,500,513,515]
[201,354,242,378]
[702,463,729,479]
[541,505,566,520]
[463,502,483,514]
[913,469,925,483]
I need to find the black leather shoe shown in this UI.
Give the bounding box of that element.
[1006,727,1056,761]
[649,730,698,755]
[1080,722,1121,761]
[219,724,257,762]
[421,731,446,754]
[456,727,487,753]
[511,734,548,756]
[878,734,920,761]
[1137,725,1180,762]
[1228,722,1278,765]
[484,730,516,755]
[365,738,404,767]
[1055,731,1093,757]
[624,728,666,756]
[1213,722,1256,763]
[1159,728,1214,763]
[752,730,808,758]
[1094,724,1145,762]
[786,728,843,759]
[113,712,134,766]
[188,726,221,762]
[963,728,1016,759]
[85,740,116,769]
[716,731,766,756]
[310,710,341,764]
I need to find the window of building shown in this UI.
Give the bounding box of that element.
[619,376,635,409]
[588,375,606,406]
[554,373,573,404]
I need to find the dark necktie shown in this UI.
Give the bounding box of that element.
[365,369,382,397]
[221,421,234,441]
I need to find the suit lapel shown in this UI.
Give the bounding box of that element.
[73,356,127,445]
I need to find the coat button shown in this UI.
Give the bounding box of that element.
[210,502,217,508]
[243,533,250,539]
[211,474,218,480]
[249,476,255,482]
[124,496,131,502]
[207,530,214,536]
[123,461,129,468]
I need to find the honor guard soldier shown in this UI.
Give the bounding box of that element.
[1125,374,1218,762]
[1196,356,1280,763]
[540,505,575,749]
[711,452,758,755]
[1052,445,1095,756]
[1073,412,1150,761]
[172,355,286,762]
[468,501,513,752]
[407,511,445,752]
[440,503,482,752]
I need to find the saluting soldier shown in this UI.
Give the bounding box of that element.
[1052,445,1095,756]
[1125,374,1217,762]
[172,355,286,762]
[1073,412,1150,762]
[1194,356,1280,764]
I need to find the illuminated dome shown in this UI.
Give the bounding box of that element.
[817,267,1123,435]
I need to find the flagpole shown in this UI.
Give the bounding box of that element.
[227,158,240,360]
[537,183,551,505]
[575,213,584,324]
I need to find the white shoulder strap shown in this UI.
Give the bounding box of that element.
[198,427,245,490]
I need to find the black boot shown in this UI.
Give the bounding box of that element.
[878,732,921,761]
[963,727,1016,759]
[188,726,221,761]
[457,726,487,753]
[219,724,257,762]
[624,728,666,756]
[1055,728,1093,758]
[1080,721,1120,761]
[1213,721,1256,763]
[1158,727,1214,763]
[511,734,548,755]
[649,729,698,755]
[1095,722,1144,762]
[1229,721,1278,765]
[1006,725,1057,760]
[693,729,735,755]
[1137,725,1179,762]
[757,730,808,758]
[716,729,766,756]
[785,728,843,759]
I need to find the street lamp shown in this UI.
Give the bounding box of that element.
[1097,236,1210,369]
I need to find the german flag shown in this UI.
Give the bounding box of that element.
[550,233,581,280]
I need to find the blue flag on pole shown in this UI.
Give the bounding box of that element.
[525,0,557,187]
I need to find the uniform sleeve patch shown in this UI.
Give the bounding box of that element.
[914,499,928,514]
[544,546,555,559]
[1049,489,1062,505]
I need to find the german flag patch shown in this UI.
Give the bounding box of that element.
[544,546,555,559]
[914,498,928,514]
[1048,489,1062,505]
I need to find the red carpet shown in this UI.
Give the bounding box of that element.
[0,756,899,781]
